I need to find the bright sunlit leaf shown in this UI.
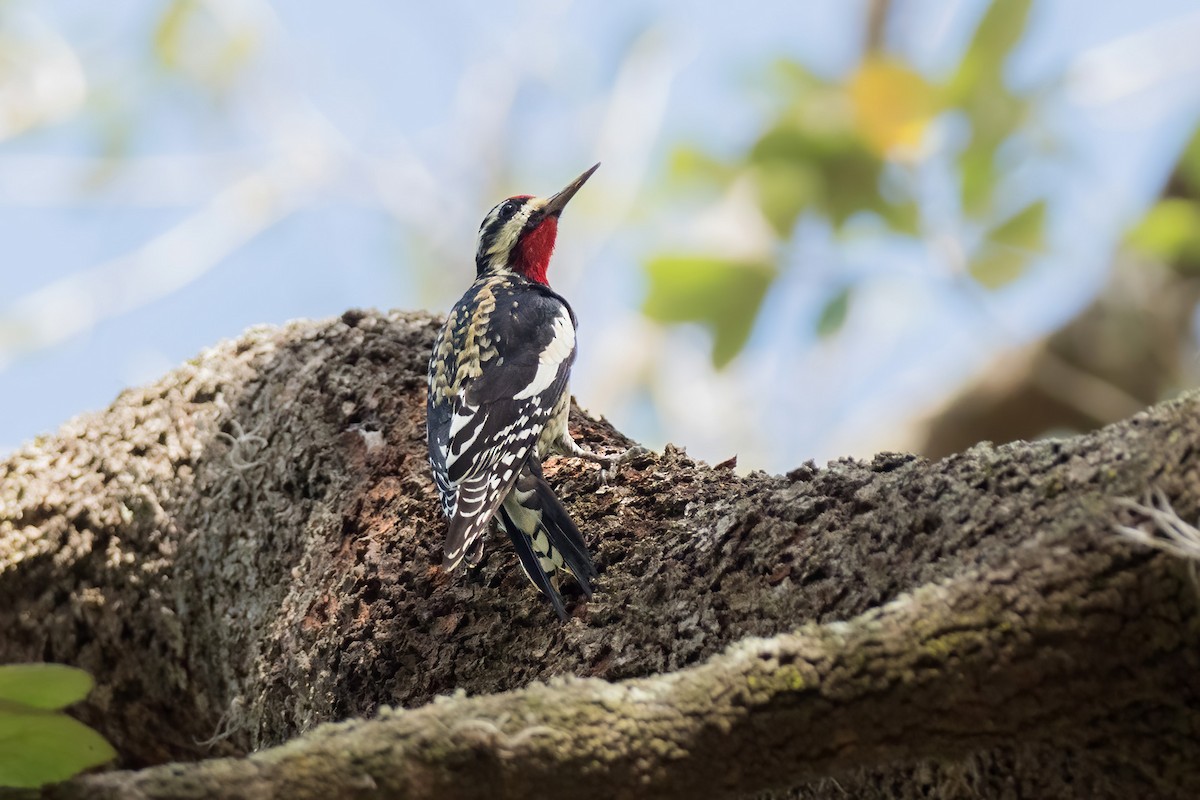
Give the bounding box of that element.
[0,703,116,789]
[848,56,939,157]
[0,664,93,711]
[643,255,777,368]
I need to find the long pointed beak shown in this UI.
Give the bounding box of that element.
[542,163,600,217]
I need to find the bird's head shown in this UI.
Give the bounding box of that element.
[474,163,599,285]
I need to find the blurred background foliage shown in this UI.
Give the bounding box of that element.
[2,0,1200,472]
[648,0,1047,358]
[918,123,1200,458]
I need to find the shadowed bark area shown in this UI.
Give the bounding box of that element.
[1,309,1198,799]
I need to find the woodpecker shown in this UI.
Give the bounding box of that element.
[427,163,613,621]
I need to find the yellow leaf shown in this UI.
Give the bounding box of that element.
[848,57,939,158]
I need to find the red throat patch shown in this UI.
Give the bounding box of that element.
[517,216,558,285]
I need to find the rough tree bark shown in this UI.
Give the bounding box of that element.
[0,310,1197,799]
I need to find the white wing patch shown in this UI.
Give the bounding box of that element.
[514,308,575,400]
[449,400,475,437]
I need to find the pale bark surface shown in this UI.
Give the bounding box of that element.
[1,309,1197,799]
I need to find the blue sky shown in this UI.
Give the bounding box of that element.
[2,0,1200,470]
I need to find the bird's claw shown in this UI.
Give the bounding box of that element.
[597,445,650,484]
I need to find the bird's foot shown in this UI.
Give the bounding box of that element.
[596,445,650,483]
[560,433,650,483]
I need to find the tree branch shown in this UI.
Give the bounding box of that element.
[47,528,1199,799]
[2,310,1198,798]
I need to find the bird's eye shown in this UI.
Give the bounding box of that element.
[499,200,519,220]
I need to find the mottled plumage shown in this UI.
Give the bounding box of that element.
[427,165,607,620]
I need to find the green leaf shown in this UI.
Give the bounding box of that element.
[945,0,1034,218]
[821,150,889,229]
[874,194,921,236]
[643,255,777,368]
[1178,129,1200,194]
[1126,198,1200,257]
[0,664,93,711]
[751,127,905,235]
[768,58,823,95]
[667,146,734,189]
[0,705,116,788]
[990,199,1046,250]
[747,121,837,234]
[753,162,820,236]
[959,141,997,218]
[957,86,1028,217]
[948,0,1033,100]
[815,287,852,338]
[969,200,1046,288]
[1126,198,1200,269]
[974,0,1032,66]
[969,249,1025,289]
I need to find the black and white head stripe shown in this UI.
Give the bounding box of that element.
[475,196,547,274]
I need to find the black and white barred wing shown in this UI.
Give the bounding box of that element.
[438,297,577,571]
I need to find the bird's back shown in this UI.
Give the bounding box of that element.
[426,272,577,530]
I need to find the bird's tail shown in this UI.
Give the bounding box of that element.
[497,460,597,621]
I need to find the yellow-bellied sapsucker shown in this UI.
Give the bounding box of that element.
[427,163,614,620]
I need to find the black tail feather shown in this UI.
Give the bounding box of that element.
[498,504,569,621]
[496,459,597,620]
[525,460,597,593]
